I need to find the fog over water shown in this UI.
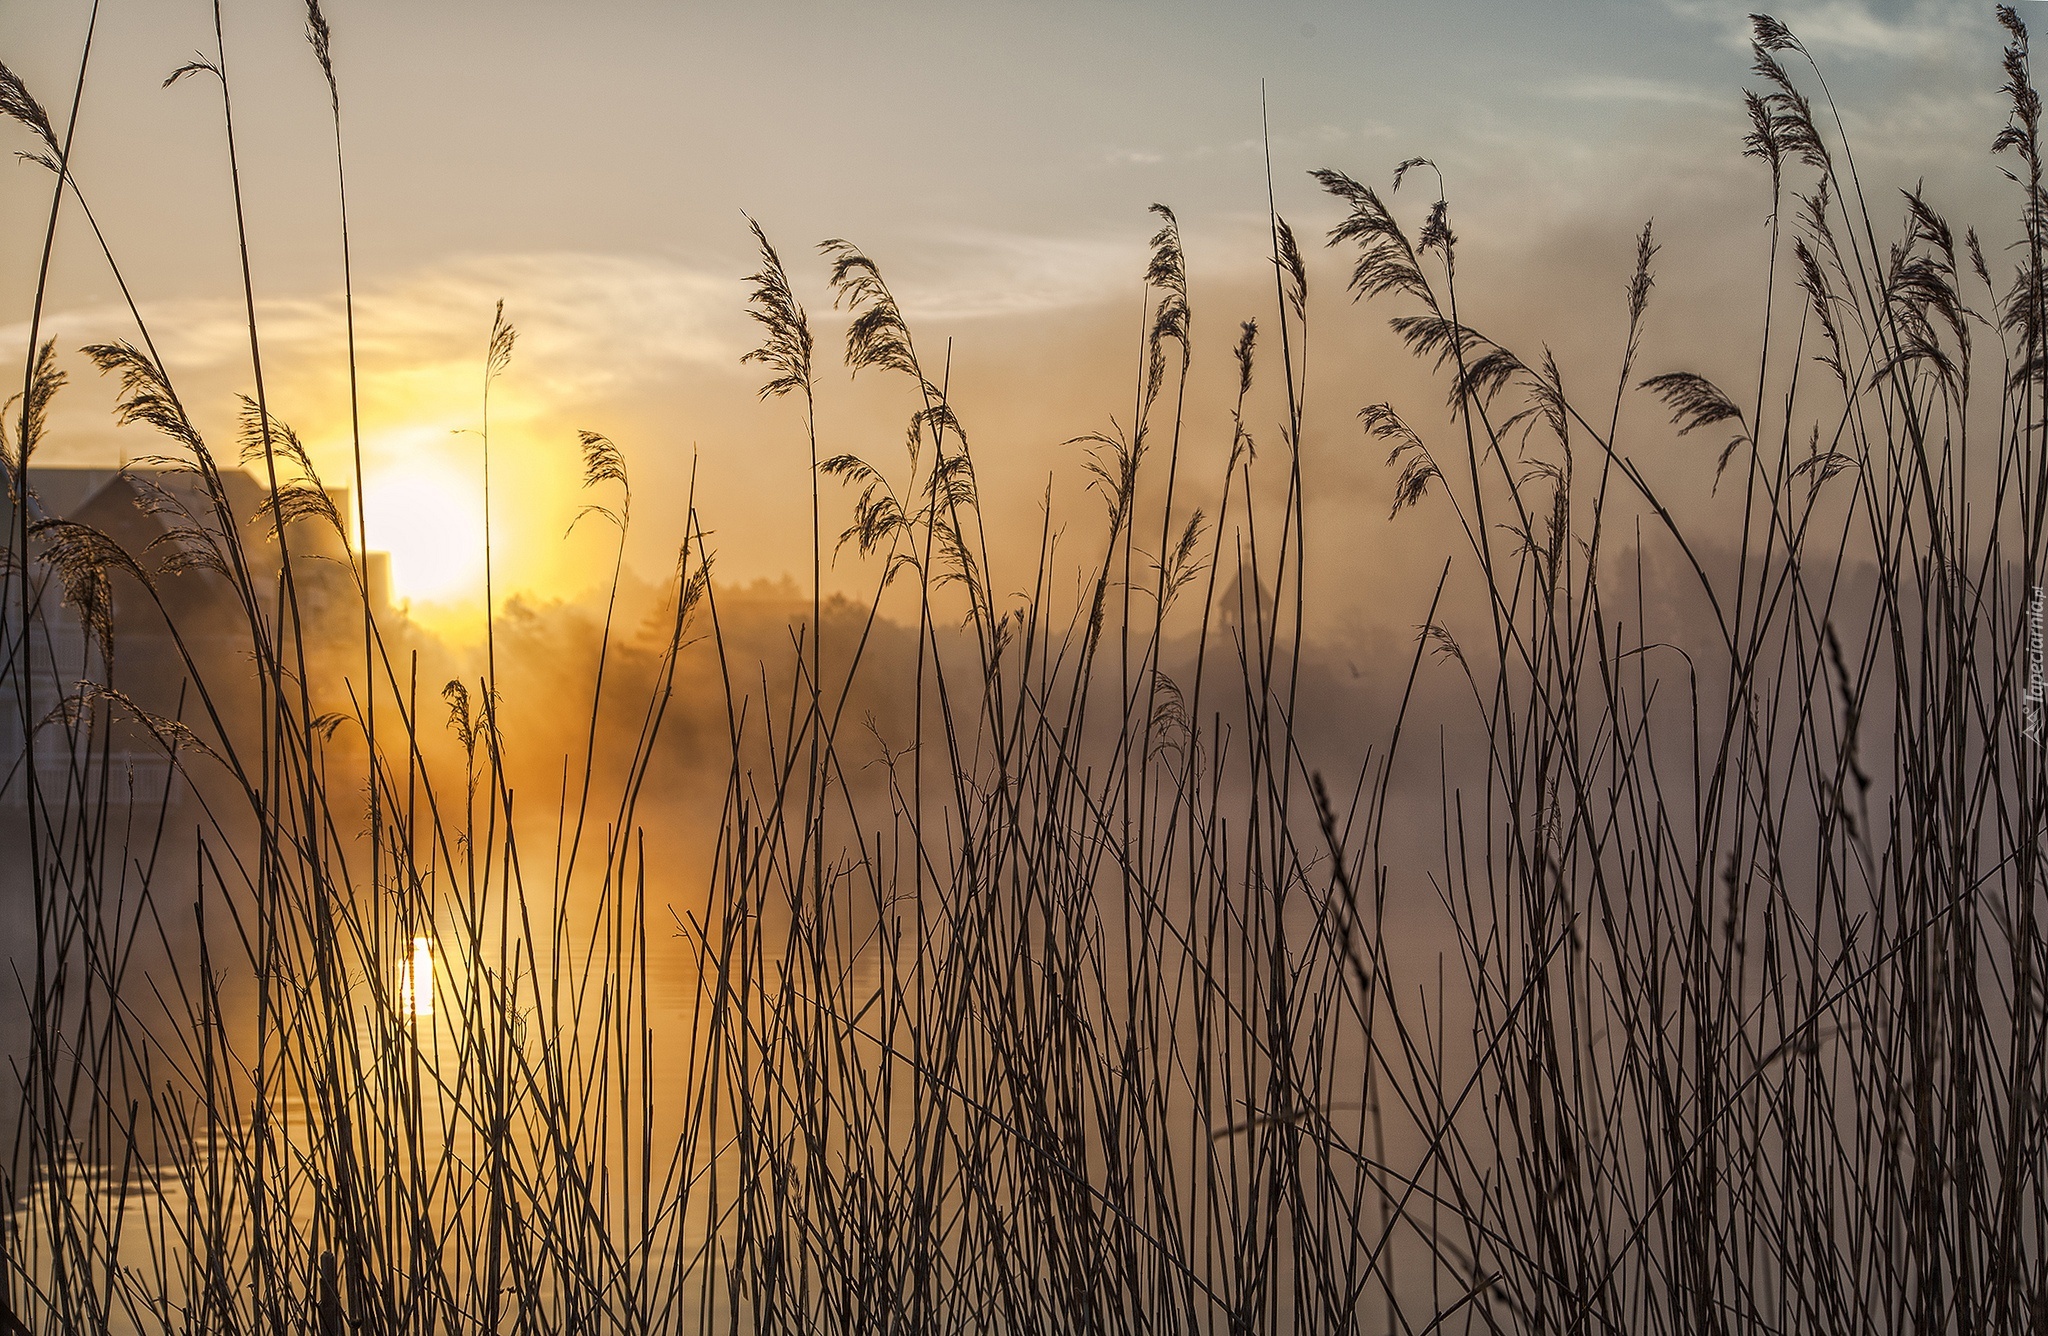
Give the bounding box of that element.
[3,2,2042,1331]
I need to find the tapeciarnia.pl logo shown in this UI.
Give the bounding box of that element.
[2027,585,2045,744]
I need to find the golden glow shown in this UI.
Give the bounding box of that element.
[400,936,434,1018]
[361,456,486,606]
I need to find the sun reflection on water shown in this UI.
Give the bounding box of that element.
[401,936,434,1018]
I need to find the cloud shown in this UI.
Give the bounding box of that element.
[1661,0,1980,60]
[9,236,1180,398]
[1783,0,1976,58]
[5,252,742,402]
[1547,74,1723,109]
[868,227,1143,321]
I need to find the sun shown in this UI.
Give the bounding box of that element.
[361,457,486,606]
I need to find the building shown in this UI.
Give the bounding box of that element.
[1,465,390,810]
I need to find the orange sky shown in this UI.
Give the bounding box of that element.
[0,0,2020,637]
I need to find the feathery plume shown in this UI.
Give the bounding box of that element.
[1419,621,1465,668]
[819,239,921,384]
[1365,403,1439,517]
[1156,509,1207,613]
[1627,222,1658,328]
[1640,371,1746,434]
[443,679,477,762]
[1794,237,1848,387]
[1392,315,1523,405]
[1641,371,1752,485]
[0,59,56,151]
[1743,90,1784,192]
[1994,6,2041,177]
[236,396,315,475]
[1145,203,1192,403]
[255,478,344,542]
[1311,168,1435,308]
[568,430,631,534]
[1276,215,1308,321]
[304,0,337,111]
[742,220,814,399]
[82,343,223,499]
[1417,200,1455,260]
[32,518,146,660]
[1750,42,1830,174]
[6,339,65,473]
[487,300,517,384]
[163,56,221,89]
[1750,13,1802,54]
[1620,221,1658,383]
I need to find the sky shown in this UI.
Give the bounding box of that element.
[0,0,2024,634]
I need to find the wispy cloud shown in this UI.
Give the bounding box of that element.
[1547,74,1724,109]
[848,228,1143,322]
[1783,0,1977,58]
[6,251,745,411]
[1098,123,1394,174]
[1663,0,1980,59]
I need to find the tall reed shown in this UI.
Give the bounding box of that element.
[0,7,2042,1333]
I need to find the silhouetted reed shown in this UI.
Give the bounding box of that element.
[0,6,2043,1333]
